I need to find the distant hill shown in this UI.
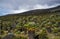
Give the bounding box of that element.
[0,5,60,18]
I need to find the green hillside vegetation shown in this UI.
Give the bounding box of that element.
[0,6,60,39]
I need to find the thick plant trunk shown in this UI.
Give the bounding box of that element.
[28,30,35,39]
[0,20,3,35]
[24,29,27,34]
[46,27,52,33]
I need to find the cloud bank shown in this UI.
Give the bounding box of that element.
[0,0,60,16]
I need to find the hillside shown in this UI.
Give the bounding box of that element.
[0,5,60,39]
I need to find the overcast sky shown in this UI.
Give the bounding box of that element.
[0,0,60,16]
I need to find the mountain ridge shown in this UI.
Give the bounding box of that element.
[0,5,60,17]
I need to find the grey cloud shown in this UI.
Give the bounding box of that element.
[0,0,60,10]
